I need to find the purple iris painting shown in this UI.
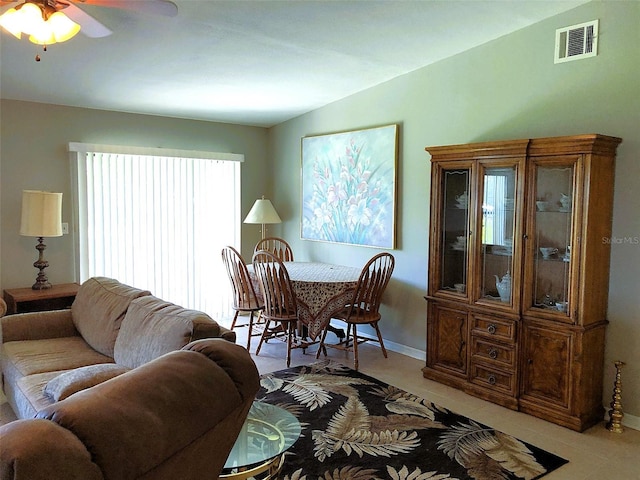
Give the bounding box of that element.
[301,125,397,248]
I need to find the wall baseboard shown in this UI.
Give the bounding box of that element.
[378,336,426,362]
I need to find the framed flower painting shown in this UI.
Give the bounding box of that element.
[301,124,398,248]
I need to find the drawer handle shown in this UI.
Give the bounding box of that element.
[488,348,498,359]
[487,324,497,334]
[488,374,497,385]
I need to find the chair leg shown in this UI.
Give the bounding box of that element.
[246,311,255,351]
[297,326,308,354]
[286,322,294,368]
[251,310,263,341]
[372,321,388,358]
[345,323,353,348]
[230,310,240,330]
[316,326,329,359]
[352,324,359,371]
[255,319,272,356]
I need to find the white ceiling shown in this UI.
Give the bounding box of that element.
[0,0,588,127]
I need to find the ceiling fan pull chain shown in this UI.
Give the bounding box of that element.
[35,44,47,62]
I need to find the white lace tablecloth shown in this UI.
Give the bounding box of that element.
[250,262,360,340]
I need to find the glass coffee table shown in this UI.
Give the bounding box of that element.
[221,401,301,479]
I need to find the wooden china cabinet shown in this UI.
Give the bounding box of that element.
[423,134,621,432]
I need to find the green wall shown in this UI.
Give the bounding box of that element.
[0,101,270,289]
[269,1,640,420]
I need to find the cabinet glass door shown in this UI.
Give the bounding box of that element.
[478,165,517,305]
[529,161,575,316]
[440,168,470,295]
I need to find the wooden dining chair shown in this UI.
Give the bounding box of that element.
[317,252,395,370]
[254,237,294,262]
[252,250,300,367]
[221,246,265,350]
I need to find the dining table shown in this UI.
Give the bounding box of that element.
[249,261,361,340]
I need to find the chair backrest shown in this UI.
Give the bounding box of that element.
[221,246,262,311]
[347,252,395,319]
[252,250,298,322]
[254,237,294,262]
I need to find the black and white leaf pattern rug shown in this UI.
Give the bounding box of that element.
[256,360,568,480]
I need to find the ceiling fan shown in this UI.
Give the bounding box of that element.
[0,0,177,44]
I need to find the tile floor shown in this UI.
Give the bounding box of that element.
[2,325,638,480]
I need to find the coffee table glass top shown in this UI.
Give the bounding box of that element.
[224,401,301,471]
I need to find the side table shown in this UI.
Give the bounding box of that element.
[221,401,301,479]
[3,283,80,315]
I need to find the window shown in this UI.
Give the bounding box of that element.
[69,143,243,318]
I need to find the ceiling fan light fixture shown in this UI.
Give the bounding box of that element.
[9,2,43,35]
[36,11,80,43]
[28,26,55,45]
[0,8,25,38]
[0,0,81,45]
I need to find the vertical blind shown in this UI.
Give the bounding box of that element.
[69,143,242,318]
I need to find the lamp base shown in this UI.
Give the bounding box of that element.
[31,237,53,290]
[32,275,52,290]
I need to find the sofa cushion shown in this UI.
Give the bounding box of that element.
[15,370,66,418]
[72,277,151,357]
[45,364,130,401]
[2,337,115,419]
[113,296,223,369]
[2,336,114,379]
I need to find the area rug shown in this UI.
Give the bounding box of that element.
[257,360,568,480]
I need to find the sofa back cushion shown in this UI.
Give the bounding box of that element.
[113,296,223,369]
[72,277,151,357]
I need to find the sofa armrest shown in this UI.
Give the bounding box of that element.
[0,419,104,480]
[219,324,236,342]
[1,310,78,344]
[34,339,259,480]
[189,312,236,343]
[182,338,258,398]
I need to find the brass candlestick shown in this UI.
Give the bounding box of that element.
[606,360,625,433]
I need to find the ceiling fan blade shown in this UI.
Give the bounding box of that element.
[62,2,112,38]
[77,0,178,17]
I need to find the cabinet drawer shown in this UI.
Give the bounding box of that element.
[471,315,516,342]
[470,364,516,395]
[471,337,516,369]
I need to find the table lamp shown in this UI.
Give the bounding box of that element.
[244,196,281,240]
[20,190,63,290]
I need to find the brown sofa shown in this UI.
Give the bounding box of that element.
[0,277,260,479]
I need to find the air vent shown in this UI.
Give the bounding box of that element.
[555,20,598,64]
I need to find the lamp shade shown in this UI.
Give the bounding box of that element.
[243,197,282,225]
[20,190,63,237]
